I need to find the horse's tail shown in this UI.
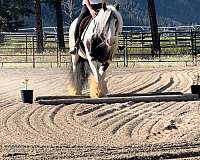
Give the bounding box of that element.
[69,57,90,95]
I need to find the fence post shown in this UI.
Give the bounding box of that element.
[124,33,128,67]
[122,33,126,67]
[141,32,144,48]
[175,32,177,46]
[26,34,28,62]
[32,36,35,68]
[56,39,59,68]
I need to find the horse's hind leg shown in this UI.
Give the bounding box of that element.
[68,55,82,95]
[68,77,82,95]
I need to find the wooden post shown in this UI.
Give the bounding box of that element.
[55,0,65,51]
[141,32,144,48]
[175,32,178,46]
[125,33,128,67]
[37,94,199,105]
[147,0,161,56]
[56,39,59,68]
[35,0,44,53]
[32,36,35,68]
[25,35,28,62]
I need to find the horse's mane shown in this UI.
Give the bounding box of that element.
[95,5,123,36]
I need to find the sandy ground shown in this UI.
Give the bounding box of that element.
[1,66,200,159]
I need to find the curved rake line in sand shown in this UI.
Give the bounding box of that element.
[39,106,61,133]
[140,71,167,93]
[90,103,122,118]
[28,106,51,132]
[147,72,175,93]
[129,102,176,140]
[76,104,106,117]
[45,104,65,129]
[53,105,115,146]
[0,101,18,111]
[145,102,179,135]
[31,77,65,96]
[107,72,147,93]
[24,105,46,134]
[174,102,200,142]
[68,104,99,134]
[11,104,65,145]
[127,73,164,94]
[53,105,78,131]
[181,71,194,92]
[151,103,197,143]
[0,103,23,144]
[22,105,61,144]
[91,103,135,119]
[101,103,162,135]
[91,103,145,129]
[3,105,23,131]
[107,72,145,93]
[53,104,97,137]
[114,71,163,94]
[42,104,87,143]
[111,102,184,141]
[164,73,181,92]
[28,105,66,144]
[4,106,33,143]
[134,103,187,142]
[115,102,173,140]
[77,103,126,128]
[175,72,192,93]
[6,104,57,145]
[40,105,76,143]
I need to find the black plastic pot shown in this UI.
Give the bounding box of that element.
[21,90,33,104]
[191,85,200,97]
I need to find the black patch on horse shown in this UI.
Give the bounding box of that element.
[90,35,111,63]
[80,35,111,63]
[79,15,92,37]
[78,16,111,63]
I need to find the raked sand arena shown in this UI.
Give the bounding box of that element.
[1,66,200,159]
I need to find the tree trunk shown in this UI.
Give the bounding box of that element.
[56,0,65,51]
[35,0,44,53]
[147,0,161,56]
[0,0,3,7]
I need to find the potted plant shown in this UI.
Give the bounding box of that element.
[21,78,33,104]
[191,73,200,97]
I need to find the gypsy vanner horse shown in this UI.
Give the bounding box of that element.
[68,4,123,98]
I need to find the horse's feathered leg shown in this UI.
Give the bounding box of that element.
[98,61,110,95]
[68,54,82,95]
[85,40,103,98]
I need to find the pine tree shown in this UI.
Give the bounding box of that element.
[0,0,33,32]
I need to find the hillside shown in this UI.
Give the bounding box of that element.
[24,0,200,28]
[118,0,200,26]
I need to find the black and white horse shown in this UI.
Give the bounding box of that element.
[68,4,123,98]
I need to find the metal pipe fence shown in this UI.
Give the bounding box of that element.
[0,30,200,68]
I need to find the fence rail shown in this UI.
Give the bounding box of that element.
[0,30,200,68]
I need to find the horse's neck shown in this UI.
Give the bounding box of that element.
[82,18,99,41]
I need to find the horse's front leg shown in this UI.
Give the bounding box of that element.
[85,40,104,98]
[68,54,82,95]
[98,61,110,96]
